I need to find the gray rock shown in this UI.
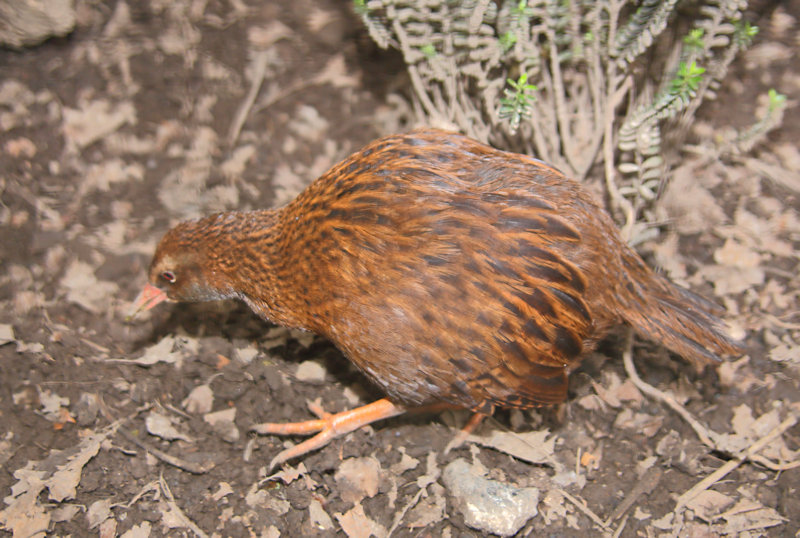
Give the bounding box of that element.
[443,458,539,536]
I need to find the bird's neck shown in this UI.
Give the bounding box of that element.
[215,209,310,330]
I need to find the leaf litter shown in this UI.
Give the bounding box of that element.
[1,0,798,535]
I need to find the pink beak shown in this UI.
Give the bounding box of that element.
[127,283,169,319]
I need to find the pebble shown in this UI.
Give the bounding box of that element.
[443,458,539,537]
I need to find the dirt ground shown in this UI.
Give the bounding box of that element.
[1,0,799,536]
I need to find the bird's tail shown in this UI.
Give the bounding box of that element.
[619,250,743,364]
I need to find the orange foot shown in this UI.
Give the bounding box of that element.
[252,398,406,469]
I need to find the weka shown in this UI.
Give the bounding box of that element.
[132,129,741,467]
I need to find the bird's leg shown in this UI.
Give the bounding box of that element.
[444,412,487,454]
[253,398,406,469]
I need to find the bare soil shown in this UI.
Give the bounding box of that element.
[1,0,798,536]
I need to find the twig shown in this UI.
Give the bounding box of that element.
[603,466,662,526]
[99,398,215,474]
[117,428,216,474]
[611,513,628,538]
[623,332,800,473]
[158,474,210,538]
[387,483,427,536]
[621,331,718,448]
[227,49,270,147]
[675,413,798,510]
[558,489,608,530]
[545,27,578,173]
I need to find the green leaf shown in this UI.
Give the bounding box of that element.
[670,61,705,96]
[420,44,437,58]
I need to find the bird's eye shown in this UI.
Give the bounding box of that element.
[161,271,177,283]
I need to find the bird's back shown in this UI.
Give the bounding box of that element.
[270,129,740,411]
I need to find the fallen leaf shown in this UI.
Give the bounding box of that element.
[62,99,136,151]
[37,388,70,422]
[335,457,382,504]
[86,498,113,528]
[120,520,152,537]
[60,260,119,314]
[466,429,557,466]
[145,411,193,442]
[720,499,787,533]
[99,517,117,538]
[309,499,334,531]
[182,384,214,414]
[211,482,234,502]
[613,408,663,437]
[685,490,735,522]
[235,345,259,364]
[248,20,292,48]
[220,145,256,179]
[296,360,327,382]
[407,482,446,528]
[113,336,184,367]
[335,502,387,538]
[51,503,81,523]
[204,408,239,443]
[0,324,16,345]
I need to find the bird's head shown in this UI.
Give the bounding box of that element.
[128,219,236,318]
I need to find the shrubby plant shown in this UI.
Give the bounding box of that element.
[355,0,785,243]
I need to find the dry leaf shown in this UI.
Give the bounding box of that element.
[115,335,184,367]
[60,260,119,314]
[99,517,117,538]
[220,145,256,179]
[120,520,151,537]
[335,457,382,504]
[145,411,193,442]
[182,384,214,414]
[407,483,446,528]
[308,499,334,531]
[540,489,567,525]
[313,54,359,89]
[51,503,81,523]
[86,498,113,528]
[295,360,327,382]
[204,408,239,443]
[467,429,557,466]
[335,503,387,538]
[659,163,727,235]
[235,345,259,364]
[247,20,292,48]
[577,394,605,411]
[37,388,70,422]
[62,99,136,150]
[717,357,761,393]
[390,447,419,475]
[81,159,144,195]
[211,482,234,502]
[613,409,664,437]
[720,499,787,533]
[716,404,797,462]
[266,462,312,486]
[271,163,307,207]
[685,490,735,522]
[714,238,761,268]
[289,105,328,142]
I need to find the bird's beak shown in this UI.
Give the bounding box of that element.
[127,283,169,320]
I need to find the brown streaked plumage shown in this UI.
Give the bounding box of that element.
[133,129,742,466]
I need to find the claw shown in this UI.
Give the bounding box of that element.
[251,398,406,469]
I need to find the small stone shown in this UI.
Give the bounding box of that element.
[443,458,539,537]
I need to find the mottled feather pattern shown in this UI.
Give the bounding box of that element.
[148,129,742,413]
